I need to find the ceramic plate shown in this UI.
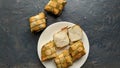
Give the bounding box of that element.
[37,21,90,68]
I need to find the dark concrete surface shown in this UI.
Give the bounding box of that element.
[0,0,120,68]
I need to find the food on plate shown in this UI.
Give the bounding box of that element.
[54,50,73,68]
[29,12,46,32]
[41,41,57,61]
[40,24,87,68]
[44,0,67,15]
[53,27,69,48]
[68,25,83,43]
[69,40,86,62]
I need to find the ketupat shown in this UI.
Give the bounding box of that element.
[41,41,57,61]
[53,27,69,48]
[54,50,72,68]
[68,25,83,43]
[44,0,67,15]
[69,40,86,62]
[29,12,46,32]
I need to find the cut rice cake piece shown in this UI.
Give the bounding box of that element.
[29,12,46,32]
[68,25,83,43]
[54,50,73,68]
[53,27,69,48]
[41,41,57,61]
[69,40,86,62]
[44,0,67,15]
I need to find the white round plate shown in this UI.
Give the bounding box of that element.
[37,21,90,68]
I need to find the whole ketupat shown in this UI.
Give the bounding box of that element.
[54,50,73,68]
[29,12,46,32]
[69,40,86,62]
[44,0,67,15]
[41,41,57,61]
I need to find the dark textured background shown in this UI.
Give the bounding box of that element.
[0,0,120,68]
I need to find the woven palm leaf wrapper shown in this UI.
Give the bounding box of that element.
[41,41,57,61]
[44,0,67,15]
[69,40,86,62]
[29,12,46,32]
[54,50,73,68]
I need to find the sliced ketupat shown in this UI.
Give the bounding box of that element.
[53,27,69,48]
[68,25,83,43]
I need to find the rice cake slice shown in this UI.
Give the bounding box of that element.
[53,27,69,48]
[68,25,83,43]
